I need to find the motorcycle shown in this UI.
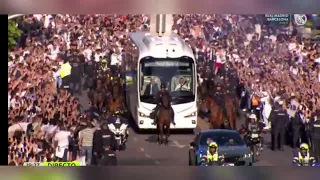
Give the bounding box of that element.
[200,157,245,166]
[293,162,320,166]
[107,117,129,151]
[245,133,262,163]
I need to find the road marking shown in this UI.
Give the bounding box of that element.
[154,160,160,165]
[170,140,187,148]
[145,154,151,158]
[133,137,138,142]
[140,148,145,152]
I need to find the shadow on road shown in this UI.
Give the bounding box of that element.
[145,135,159,144]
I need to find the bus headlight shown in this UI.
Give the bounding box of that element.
[184,112,196,118]
[138,112,150,118]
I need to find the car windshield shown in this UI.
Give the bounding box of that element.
[200,131,245,146]
[139,56,195,104]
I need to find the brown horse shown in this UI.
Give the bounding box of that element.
[88,79,106,112]
[224,95,237,130]
[157,93,171,145]
[200,95,228,129]
[108,83,123,115]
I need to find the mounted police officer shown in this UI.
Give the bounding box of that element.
[223,73,237,96]
[202,67,213,87]
[151,83,175,126]
[213,81,225,107]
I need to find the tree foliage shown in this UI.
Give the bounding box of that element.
[8,20,22,50]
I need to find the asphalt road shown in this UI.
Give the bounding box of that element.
[76,88,293,166]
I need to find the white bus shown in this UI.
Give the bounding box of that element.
[125,32,197,130]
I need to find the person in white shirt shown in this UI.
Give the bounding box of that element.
[84,47,92,62]
[174,78,189,91]
[110,52,120,75]
[53,124,71,161]
[8,122,30,134]
[260,91,272,130]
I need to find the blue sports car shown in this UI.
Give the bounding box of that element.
[188,129,253,166]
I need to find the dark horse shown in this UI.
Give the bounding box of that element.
[157,93,171,145]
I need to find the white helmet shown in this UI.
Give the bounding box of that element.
[248,114,257,120]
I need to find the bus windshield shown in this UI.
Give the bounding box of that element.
[139,56,195,104]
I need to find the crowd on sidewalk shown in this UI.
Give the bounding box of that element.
[8,14,150,165]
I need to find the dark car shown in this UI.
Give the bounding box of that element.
[188,129,253,166]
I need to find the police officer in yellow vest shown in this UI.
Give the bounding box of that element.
[101,59,108,72]
[200,142,224,165]
[293,143,316,166]
[60,59,72,90]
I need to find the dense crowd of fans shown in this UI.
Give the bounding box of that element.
[8,14,150,165]
[173,14,320,122]
[8,14,320,165]
[201,15,320,122]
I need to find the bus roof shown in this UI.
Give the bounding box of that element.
[128,32,195,60]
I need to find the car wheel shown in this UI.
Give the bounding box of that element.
[189,150,196,166]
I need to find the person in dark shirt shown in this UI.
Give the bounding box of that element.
[70,50,82,94]
[93,122,116,165]
[92,127,102,166]
[269,101,290,151]
[84,59,96,90]
[291,109,303,149]
[100,145,117,166]
[311,110,320,160]
[99,122,117,166]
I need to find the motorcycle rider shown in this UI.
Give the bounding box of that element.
[151,83,176,126]
[200,142,224,165]
[244,114,263,151]
[107,108,129,143]
[292,143,316,166]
